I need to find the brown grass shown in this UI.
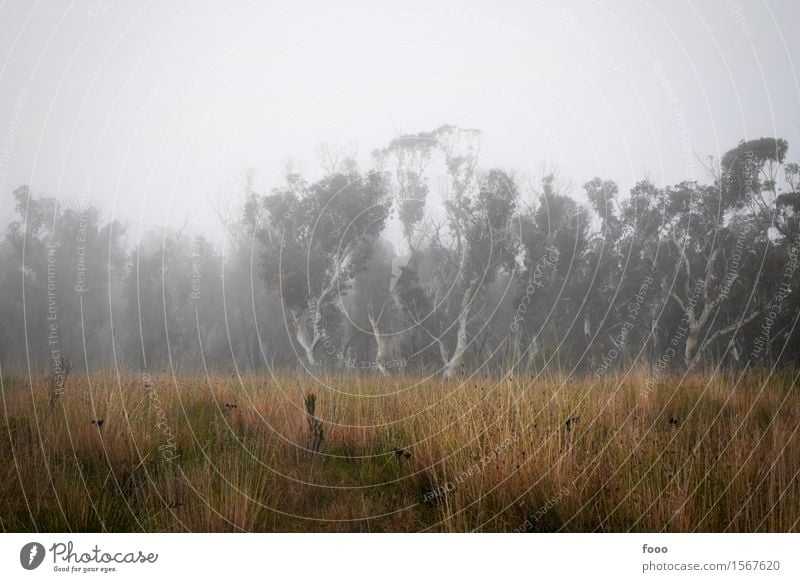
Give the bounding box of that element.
[1,368,798,532]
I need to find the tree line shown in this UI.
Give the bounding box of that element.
[2,126,799,377]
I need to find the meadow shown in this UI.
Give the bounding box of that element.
[1,369,798,532]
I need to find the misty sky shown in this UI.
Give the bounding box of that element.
[1,0,798,243]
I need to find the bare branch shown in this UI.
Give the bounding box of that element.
[670,290,688,312]
[704,308,765,346]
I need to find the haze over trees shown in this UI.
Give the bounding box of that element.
[1,127,798,377]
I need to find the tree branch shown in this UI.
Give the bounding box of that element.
[669,290,687,312]
[705,308,765,345]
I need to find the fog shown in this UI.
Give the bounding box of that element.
[1,1,799,377]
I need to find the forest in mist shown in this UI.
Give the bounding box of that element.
[1,125,799,379]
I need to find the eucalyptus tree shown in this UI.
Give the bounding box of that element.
[660,178,766,368]
[122,228,204,371]
[607,179,666,365]
[394,125,519,378]
[579,177,629,369]
[259,170,391,367]
[344,238,397,374]
[718,137,800,366]
[373,130,436,255]
[0,186,126,369]
[360,131,439,368]
[513,174,589,371]
[720,137,790,236]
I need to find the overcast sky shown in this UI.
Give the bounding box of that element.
[1,0,798,243]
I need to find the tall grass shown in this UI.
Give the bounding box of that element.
[1,368,798,532]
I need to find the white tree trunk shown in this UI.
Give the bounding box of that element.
[583,312,594,368]
[684,327,699,369]
[442,282,474,379]
[292,308,319,367]
[729,340,741,363]
[526,335,541,371]
[443,328,466,379]
[367,311,389,376]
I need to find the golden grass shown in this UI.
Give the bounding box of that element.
[1,368,798,532]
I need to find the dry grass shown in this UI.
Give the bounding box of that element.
[1,368,798,532]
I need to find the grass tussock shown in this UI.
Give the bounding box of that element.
[1,369,798,532]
